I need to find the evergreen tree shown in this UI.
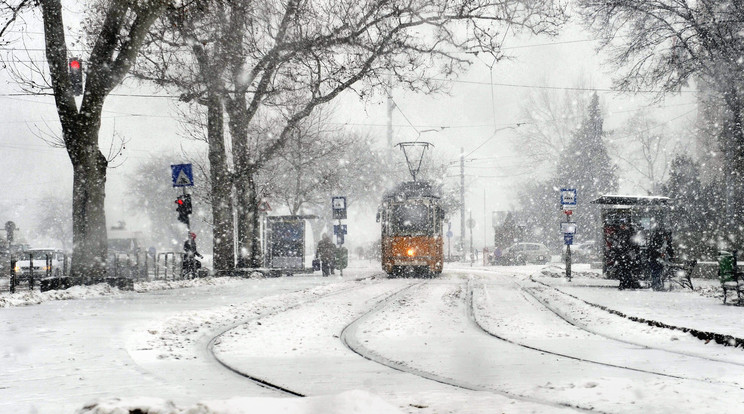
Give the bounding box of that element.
[662,154,728,260]
[555,92,618,242]
[517,180,561,251]
[494,212,522,250]
[661,155,704,260]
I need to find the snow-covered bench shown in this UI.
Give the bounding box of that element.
[721,271,743,305]
[718,252,743,305]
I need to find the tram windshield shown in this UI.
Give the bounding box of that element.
[390,203,430,235]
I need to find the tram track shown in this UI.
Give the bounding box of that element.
[340,278,605,413]
[467,276,744,390]
[205,273,385,397]
[204,271,743,409]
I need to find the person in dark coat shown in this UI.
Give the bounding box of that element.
[649,229,676,290]
[648,229,665,291]
[316,233,336,277]
[615,223,639,290]
[183,232,203,278]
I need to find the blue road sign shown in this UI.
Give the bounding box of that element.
[171,164,194,187]
[564,233,574,245]
[560,188,577,205]
[332,196,347,220]
[561,222,577,234]
[334,224,347,235]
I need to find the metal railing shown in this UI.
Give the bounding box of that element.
[1,249,199,293]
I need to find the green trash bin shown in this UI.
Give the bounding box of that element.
[718,251,736,283]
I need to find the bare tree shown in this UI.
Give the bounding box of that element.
[223,0,568,267]
[577,0,744,238]
[268,112,387,217]
[137,0,567,269]
[614,111,679,194]
[33,194,73,251]
[36,0,169,281]
[512,76,592,173]
[0,0,30,45]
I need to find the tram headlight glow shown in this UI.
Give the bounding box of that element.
[407,248,415,257]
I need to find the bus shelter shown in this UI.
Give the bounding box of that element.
[590,195,671,280]
[264,215,316,273]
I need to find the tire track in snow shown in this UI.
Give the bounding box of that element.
[341,279,602,413]
[206,273,385,396]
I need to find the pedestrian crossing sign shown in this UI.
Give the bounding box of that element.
[171,164,194,187]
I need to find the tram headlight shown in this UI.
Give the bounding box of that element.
[407,248,415,257]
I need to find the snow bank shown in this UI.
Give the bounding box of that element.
[76,390,403,414]
[0,276,249,308]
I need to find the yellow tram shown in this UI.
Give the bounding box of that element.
[377,181,445,277]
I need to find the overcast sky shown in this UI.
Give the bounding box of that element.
[0,7,699,251]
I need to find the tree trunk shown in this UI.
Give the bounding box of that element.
[247,167,262,267]
[69,127,108,283]
[722,88,744,243]
[206,95,235,273]
[227,95,254,268]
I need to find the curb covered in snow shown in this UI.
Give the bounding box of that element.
[532,277,744,350]
[0,275,253,308]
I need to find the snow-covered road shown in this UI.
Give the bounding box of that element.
[3,263,744,413]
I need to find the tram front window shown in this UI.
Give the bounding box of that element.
[391,204,430,235]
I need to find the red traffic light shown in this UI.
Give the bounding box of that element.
[70,60,81,70]
[176,199,184,205]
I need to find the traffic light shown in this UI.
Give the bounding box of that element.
[176,194,192,226]
[69,57,83,96]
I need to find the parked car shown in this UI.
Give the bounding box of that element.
[14,248,66,279]
[571,240,599,263]
[500,242,551,265]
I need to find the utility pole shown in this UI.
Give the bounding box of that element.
[387,88,394,166]
[460,148,465,261]
[469,209,474,266]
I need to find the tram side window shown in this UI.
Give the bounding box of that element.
[391,204,430,235]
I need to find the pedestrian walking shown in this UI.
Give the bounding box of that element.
[316,233,336,277]
[614,223,640,290]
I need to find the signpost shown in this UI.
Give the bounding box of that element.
[332,196,347,220]
[333,224,347,243]
[560,188,577,281]
[332,196,348,276]
[172,164,195,242]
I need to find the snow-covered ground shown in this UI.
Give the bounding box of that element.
[2,260,744,413]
